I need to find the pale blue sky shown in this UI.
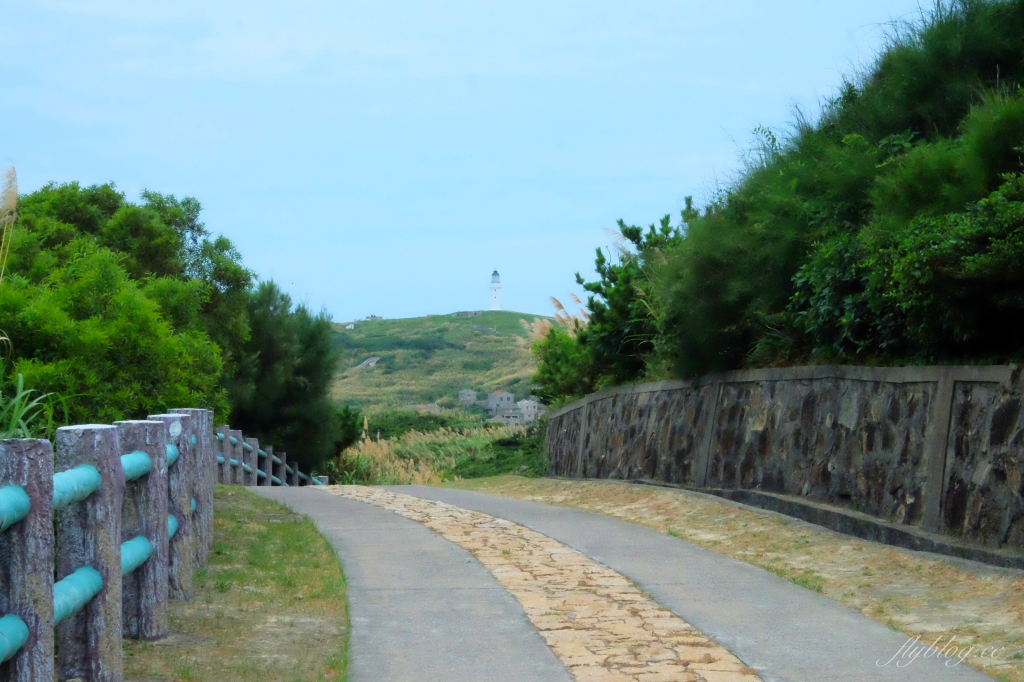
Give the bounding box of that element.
[1,1,923,320]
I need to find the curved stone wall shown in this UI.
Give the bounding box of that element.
[545,365,1024,546]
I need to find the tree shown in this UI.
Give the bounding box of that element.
[230,281,342,471]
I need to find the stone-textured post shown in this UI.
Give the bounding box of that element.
[114,420,169,640]
[923,368,956,533]
[55,425,124,682]
[148,414,194,600]
[171,408,214,565]
[260,445,274,486]
[288,462,299,487]
[693,379,723,488]
[174,414,201,541]
[243,438,259,486]
[274,451,287,486]
[228,430,243,485]
[216,425,230,484]
[0,439,54,682]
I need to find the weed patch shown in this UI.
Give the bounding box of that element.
[124,486,348,681]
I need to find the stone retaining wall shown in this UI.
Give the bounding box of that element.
[545,365,1024,547]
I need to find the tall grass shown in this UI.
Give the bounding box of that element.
[0,372,52,439]
[0,167,71,439]
[333,424,530,485]
[0,166,16,286]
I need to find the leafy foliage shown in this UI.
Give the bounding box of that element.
[3,183,233,422]
[229,281,341,471]
[793,172,1024,360]
[530,326,595,405]
[3,180,341,468]
[534,0,1024,401]
[575,214,683,386]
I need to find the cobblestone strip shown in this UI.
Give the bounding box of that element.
[324,486,762,682]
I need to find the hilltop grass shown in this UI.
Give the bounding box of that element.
[330,311,549,408]
[124,486,348,682]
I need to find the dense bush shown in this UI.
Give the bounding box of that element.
[360,405,485,441]
[2,180,344,470]
[229,281,342,471]
[2,182,239,422]
[533,0,1024,402]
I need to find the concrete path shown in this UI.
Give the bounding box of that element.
[254,487,572,682]
[397,485,994,682]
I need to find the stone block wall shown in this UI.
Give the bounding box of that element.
[545,365,1023,547]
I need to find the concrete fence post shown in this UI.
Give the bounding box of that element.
[148,414,194,601]
[174,415,201,539]
[227,430,243,485]
[216,425,230,484]
[274,451,287,487]
[114,420,169,641]
[260,445,274,486]
[54,425,124,682]
[288,463,299,487]
[171,408,215,565]
[243,438,259,486]
[0,439,55,682]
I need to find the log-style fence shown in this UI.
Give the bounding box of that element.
[0,409,322,681]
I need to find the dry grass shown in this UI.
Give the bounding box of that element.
[445,476,1024,682]
[339,424,526,484]
[0,166,16,286]
[124,486,348,682]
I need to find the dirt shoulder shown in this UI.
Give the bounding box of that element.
[444,476,1024,682]
[124,485,348,682]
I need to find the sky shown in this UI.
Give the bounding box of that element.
[0,0,926,321]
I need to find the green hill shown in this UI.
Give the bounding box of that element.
[330,311,549,409]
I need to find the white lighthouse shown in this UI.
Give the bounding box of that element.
[490,270,502,310]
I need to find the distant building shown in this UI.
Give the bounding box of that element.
[489,404,525,426]
[355,357,380,369]
[458,389,477,405]
[453,311,485,318]
[490,271,502,311]
[345,323,355,330]
[517,399,544,423]
[403,403,443,415]
[366,315,383,321]
[487,390,515,414]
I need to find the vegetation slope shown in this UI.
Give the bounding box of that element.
[535,0,1024,403]
[331,310,547,408]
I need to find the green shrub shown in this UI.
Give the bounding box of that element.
[534,1,1024,401]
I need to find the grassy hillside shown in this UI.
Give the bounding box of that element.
[330,311,548,408]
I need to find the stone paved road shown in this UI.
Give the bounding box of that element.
[330,486,763,682]
[259,485,994,682]
[398,485,994,682]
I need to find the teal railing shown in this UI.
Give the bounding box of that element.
[0,411,326,676]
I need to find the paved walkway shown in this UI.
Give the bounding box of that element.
[254,487,572,682]
[398,486,993,682]
[329,486,764,681]
[259,486,995,682]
